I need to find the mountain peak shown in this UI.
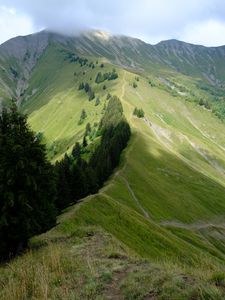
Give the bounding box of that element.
[91,30,112,40]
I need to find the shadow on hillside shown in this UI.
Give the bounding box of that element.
[119,130,225,223]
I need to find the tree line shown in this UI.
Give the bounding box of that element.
[0,96,131,260]
[95,69,118,84]
[54,96,131,210]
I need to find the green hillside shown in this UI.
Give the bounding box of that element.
[1,31,225,299]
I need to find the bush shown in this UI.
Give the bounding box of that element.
[133,107,144,118]
[133,82,138,88]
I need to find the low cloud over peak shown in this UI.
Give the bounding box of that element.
[1,0,225,46]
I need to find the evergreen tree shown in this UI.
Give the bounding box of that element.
[133,82,138,88]
[84,83,90,93]
[103,85,106,90]
[133,107,138,116]
[95,72,103,83]
[0,104,56,260]
[81,109,87,119]
[85,123,92,136]
[88,88,95,101]
[106,93,111,100]
[55,157,72,210]
[133,107,144,118]
[70,163,87,200]
[138,108,145,118]
[78,109,87,125]
[199,98,204,106]
[83,135,88,147]
[78,82,84,90]
[95,97,100,106]
[205,100,211,110]
[72,142,81,159]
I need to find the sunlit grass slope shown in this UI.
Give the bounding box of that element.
[3,50,225,298]
[22,55,225,266]
[22,44,120,160]
[42,67,225,272]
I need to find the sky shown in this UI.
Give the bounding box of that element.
[1,0,225,46]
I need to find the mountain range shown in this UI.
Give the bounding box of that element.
[1,30,225,299]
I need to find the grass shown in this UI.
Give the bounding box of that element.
[2,47,225,298]
[1,217,225,299]
[21,44,120,160]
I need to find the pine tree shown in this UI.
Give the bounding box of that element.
[106,93,111,100]
[95,97,100,106]
[199,98,204,106]
[133,107,138,116]
[85,123,92,136]
[133,82,138,88]
[72,142,81,159]
[84,83,90,93]
[95,72,103,84]
[78,109,87,125]
[0,104,56,260]
[83,135,88,147]
[55,157,72,210]
[78,82,84,90]
[88,88,95,101]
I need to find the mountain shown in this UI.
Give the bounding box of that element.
[1,30,225,100]
[2,30,225,298]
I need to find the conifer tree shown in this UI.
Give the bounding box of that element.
[84,83,90,93]
[85,123,92,136]
[78,82,84,90]
[95,97,100,106]
[83,135,88,147]
[0,104,56,260]
[88,88,95,101]
[72,142,81,159]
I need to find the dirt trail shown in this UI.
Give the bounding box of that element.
[120,175,150,219]
[120,71,134,121]
[161,220,225,231]
[121,71,126,100]
[185,110,225,153]
[103,267,133,300]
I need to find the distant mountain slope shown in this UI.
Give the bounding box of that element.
[155,39,225,85]
[1,30,225,106]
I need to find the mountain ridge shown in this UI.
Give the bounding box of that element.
[2,28,225,299]
[1,29,225,107]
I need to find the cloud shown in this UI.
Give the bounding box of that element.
[1,0,225,46]
[181,19,225,46]
[0,6,34,44]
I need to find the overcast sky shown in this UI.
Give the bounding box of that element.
[1,0,225,46]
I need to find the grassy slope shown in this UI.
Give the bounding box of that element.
[2,51,225,298]
[22,44,119,160]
